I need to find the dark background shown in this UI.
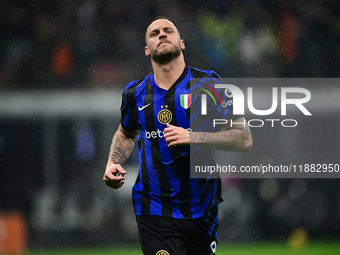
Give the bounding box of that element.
[0,0,339,250]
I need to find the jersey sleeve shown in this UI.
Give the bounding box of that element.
[205,72,243,121]
[215,85,243,120]
[120,81,139,132]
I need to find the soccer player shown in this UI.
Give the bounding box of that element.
[103,17,253,255]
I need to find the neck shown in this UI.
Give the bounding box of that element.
[151,53,186,90]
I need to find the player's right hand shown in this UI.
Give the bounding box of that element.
[103,163,127,189]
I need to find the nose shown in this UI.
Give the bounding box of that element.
[159,29,167,39]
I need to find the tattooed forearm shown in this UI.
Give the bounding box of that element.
[107,125,138,165]
[190,117,252,152]
[201,132,208,143]
[237,120,252,150]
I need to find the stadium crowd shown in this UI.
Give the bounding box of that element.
[0,0,339,90]
[1,1,340,248]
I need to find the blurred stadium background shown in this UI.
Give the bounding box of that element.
[0,0,340,254]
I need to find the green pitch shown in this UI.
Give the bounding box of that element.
[27,241,340,255]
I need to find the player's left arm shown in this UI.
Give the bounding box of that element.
[164,117,252,152]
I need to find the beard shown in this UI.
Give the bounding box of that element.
[150,43,181,65]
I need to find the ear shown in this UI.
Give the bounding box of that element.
[180,39,185,50]
[145,46,150,56]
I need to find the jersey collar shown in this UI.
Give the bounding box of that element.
[150,66,189,94]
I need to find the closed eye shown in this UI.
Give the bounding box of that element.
[150,30,159,37]
[164,28,174,33]
[149,27,174,37]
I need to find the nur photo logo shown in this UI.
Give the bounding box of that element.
[195,80,312,128]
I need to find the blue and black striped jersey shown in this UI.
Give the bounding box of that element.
[120,66,236,219]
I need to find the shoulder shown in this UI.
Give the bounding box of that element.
[124,74,152,94]
[188,66,222,80]
[122,74,152,100]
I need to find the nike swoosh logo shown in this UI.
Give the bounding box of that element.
[138,103,151,111]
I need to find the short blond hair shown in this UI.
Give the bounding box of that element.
[145,16,181,43]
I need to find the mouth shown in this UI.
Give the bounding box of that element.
[158,40,171,47]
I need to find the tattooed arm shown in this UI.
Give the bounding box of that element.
[103,124,139,189]
[191,117,252,152]
[164,117,252,152]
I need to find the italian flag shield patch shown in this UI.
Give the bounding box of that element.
[180,94,191,109]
